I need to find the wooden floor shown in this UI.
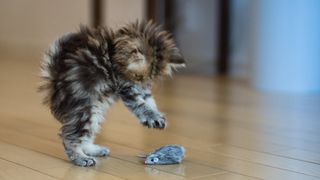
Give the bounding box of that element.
[1,48,320,180]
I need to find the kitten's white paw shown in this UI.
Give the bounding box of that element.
[94,147,110,157]
[83,144,110,157]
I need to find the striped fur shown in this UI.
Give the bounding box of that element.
[39,21,185,167]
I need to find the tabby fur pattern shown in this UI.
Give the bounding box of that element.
[39,21,185,166]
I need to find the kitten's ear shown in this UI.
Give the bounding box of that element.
[169,48,186,68]
[164,48,186,76]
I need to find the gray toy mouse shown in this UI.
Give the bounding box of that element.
[140,144,186,165]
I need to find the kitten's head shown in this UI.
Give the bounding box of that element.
[112,21,185,83]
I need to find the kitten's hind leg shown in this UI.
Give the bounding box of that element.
[59,97,114,166]
[62,126,109,167]
[62,122,108,166]
[61,118,98,167]
[60,101,107,166]
[81,98,113,158]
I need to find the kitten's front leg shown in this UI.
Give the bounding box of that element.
[119,85,166,129]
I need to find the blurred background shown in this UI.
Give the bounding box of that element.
[0,0,320,93]
[0,1,320,179]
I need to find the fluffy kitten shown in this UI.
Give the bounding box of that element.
[39,21,185,167]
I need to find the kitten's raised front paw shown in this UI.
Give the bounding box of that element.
[72,156,96,167]
[143,114,166,129]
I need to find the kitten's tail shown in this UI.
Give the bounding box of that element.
[38,37,61,106]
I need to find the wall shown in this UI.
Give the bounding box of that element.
[0,0,145,49]
[253,0,320,93]
[0,0,89,48]
[174,0,219,75]
[105,0,145,29]
[229,0,253,78]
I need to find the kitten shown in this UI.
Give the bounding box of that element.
[39,21,185,167]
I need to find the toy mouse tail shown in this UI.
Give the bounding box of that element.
[137,154,147,158]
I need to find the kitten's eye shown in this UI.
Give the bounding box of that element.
[131,49,138,54]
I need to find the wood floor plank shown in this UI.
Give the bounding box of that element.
[209,144,320,177]
[274,149,320,165]
[0,141,123,180]
[192,172,258,180]
[43,166,123,180]
[0,158,57,180]
[0,141,68,170]
[157,95,320,140]
[185,148,320,180]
